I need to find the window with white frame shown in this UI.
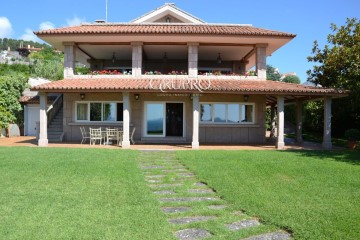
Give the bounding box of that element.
[200,103,254,124]
[75,102,123,122]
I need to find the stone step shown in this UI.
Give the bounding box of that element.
[160,197,219,202]
[161,207,191,213]
[226,219,261,231]
[241,231,291,240]
[175,228,212,240]
[169,216,216,225]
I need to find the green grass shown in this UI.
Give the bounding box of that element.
[285,132,352,149]
[177,150,360,240]
[0,147,173,240]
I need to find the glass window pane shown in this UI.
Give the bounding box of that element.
[241,104,254,122]
[103,103,116,121]
[200,104,212,122]
[147,103,164,135]
[227,104,240,123]
[117,103,123,121]
[90,103,102,121]
[77,103,88,120]
[214,104,226,123]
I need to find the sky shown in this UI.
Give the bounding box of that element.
[0,0,359,82]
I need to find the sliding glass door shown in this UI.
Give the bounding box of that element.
[145,102,184,137]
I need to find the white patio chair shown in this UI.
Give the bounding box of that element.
[106,128,119,145]
[90,128,102,145]
[80,126,90,144]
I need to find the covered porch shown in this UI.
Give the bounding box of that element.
[32,78,346,150]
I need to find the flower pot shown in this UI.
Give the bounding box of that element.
[347,140,357,150]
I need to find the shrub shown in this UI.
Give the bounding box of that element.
[344,128,360,141]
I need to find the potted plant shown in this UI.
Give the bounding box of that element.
[344,128,360,150]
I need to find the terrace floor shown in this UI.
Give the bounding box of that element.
[0,136,340,150]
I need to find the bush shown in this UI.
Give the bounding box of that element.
[344,129,360,141]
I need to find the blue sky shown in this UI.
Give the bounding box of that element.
[1,0,359,82]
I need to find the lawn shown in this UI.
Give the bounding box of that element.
[0,147,173,240]
[177,150,360,240]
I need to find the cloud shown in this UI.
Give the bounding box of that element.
[66,16,85,26]
[39,21,55,30]
[0,16,13,38]
[20,28,39,42]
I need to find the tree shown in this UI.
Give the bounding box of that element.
[307,18,360,90]
[307,18,360,136]
[29,47,64,80]
[0,73,28,129]
[266,65,281,81]
[283,75,301,84]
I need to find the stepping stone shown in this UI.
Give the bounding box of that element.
[161,207,191,213]
[141,165,164,169]
[208,205,227,210]
[226,219,260,231]
[149,183,183,188]
[146,179,162,183]
[242,231,291,240]
[153,190,176,195]
[162,169,187,172]
[169,216,216,224]
[160,197,219,202]
[175,228,212,240]
[179,173,194,177]
[145,175,165,178]
[188,189,214,194]
[194,182,207,187]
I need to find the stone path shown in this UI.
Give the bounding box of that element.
[137,151,291,240]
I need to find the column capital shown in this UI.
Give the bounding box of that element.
[131,41,143,46]
[187,42,199,46]
[255,43,268,48]
[63,42,76,46]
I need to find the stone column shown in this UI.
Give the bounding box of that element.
[322,97,332,150]
[122,92,131,148]
[256,44,267,79]
[63,42,76,78]
[188,43,199,77]
[296,100,303,143]
[132,42,143,77]
[38,92,48,147]
[192,94,200,149]
[276,96,285,149]
[270,104,276,138]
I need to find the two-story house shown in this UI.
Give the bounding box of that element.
[32,3,345,149]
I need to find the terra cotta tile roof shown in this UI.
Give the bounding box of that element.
[35,24,295,38]
[31,77,345,96]
[19,95,58,104]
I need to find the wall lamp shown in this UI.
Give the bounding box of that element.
[243,95,249,102]
[217,53,222,64]
[134,94,140,101]
[80,93,85,100]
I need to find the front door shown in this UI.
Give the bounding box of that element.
[166,103,183,137]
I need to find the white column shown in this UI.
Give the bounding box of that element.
[192,94,200,149]
[276,96,285,149]
[131,42,143,77]
[256,44,267,79]
[323,97,332,150]
[38,92,48,147]
[188,43,199,77]
[63,42,76,78]
[122,92,131,148]
[270,104,276,138]
[296,100,303,143]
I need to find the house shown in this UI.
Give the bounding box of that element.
[32,3,346,149]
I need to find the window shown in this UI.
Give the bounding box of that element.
[75,102,123,122]
[200,103,255,124]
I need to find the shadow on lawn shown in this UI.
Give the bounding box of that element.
[287,150,360,165]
